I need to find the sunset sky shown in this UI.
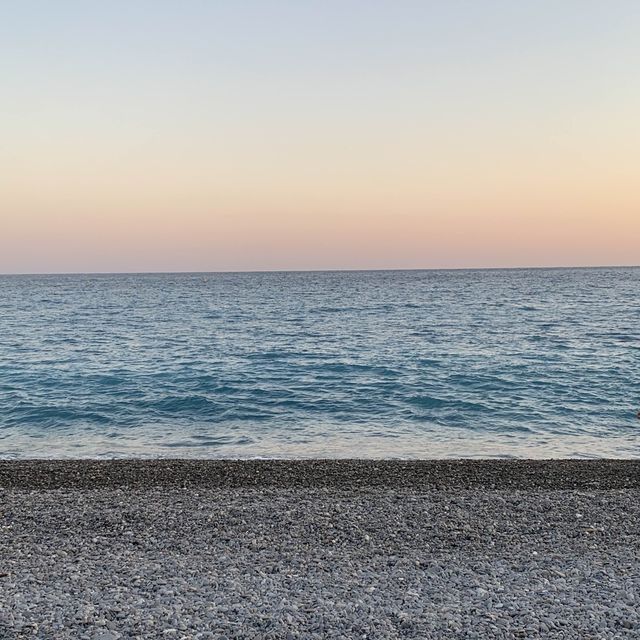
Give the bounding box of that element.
[2,1,639,273]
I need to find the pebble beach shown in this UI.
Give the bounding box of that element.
[1,460,639,639]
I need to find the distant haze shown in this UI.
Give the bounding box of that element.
[2,1,639,273]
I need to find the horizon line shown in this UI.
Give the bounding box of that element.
[1,263,639,277]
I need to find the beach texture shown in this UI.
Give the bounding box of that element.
[1,460,639,639]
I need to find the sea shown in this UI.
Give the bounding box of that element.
[0,268,638,459]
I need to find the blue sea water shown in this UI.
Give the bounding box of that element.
[0,268,638,459]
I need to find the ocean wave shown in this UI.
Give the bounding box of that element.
[1,268,639,458]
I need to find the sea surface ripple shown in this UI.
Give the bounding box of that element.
[0,268,638,458]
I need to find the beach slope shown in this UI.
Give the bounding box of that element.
[1,460,639,638]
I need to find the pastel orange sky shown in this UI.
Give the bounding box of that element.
[2,1,639,273]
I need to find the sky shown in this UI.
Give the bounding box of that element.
[2,1,639,273]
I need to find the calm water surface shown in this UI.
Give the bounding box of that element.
[0,268,638,459]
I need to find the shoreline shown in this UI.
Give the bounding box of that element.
[2,458,640,490]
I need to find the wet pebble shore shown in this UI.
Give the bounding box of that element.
[1,460,639,639]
